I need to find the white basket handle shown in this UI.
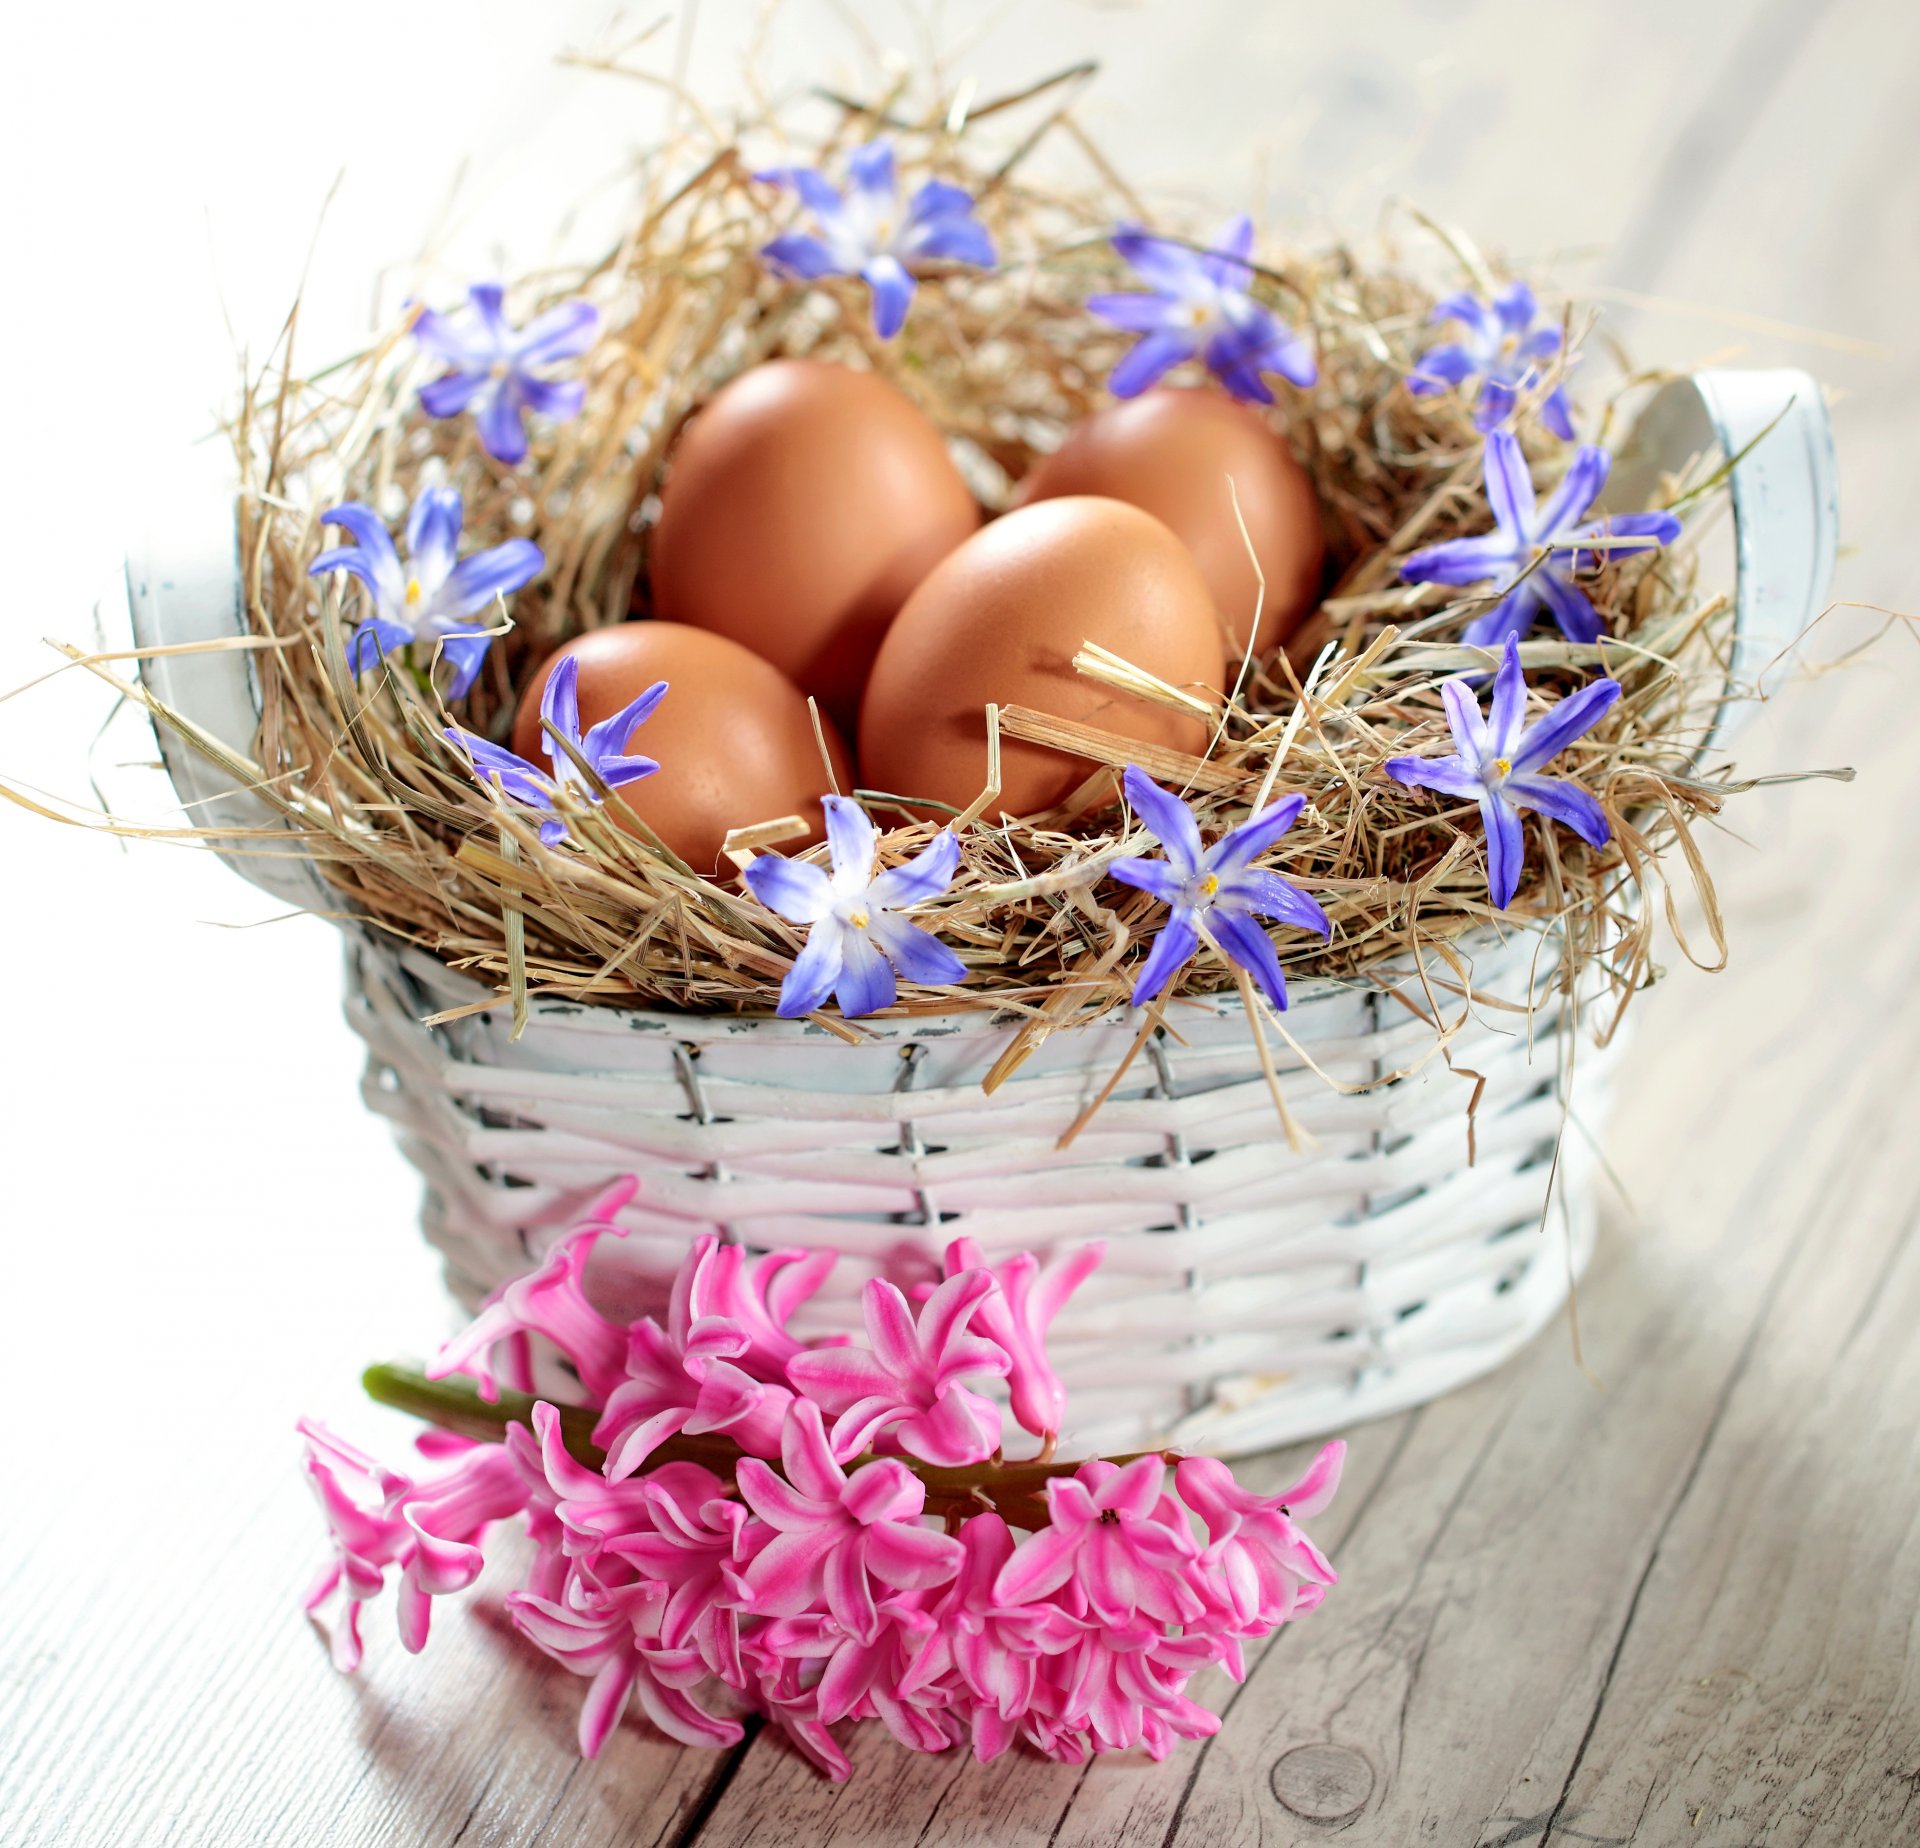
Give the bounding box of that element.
[1600,366,1838,763]
[128,367,1837,905]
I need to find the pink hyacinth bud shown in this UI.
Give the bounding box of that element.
[1175,1441,1344,1633]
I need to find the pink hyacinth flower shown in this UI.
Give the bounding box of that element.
[593,1234,799,1479]
[300,1419,527,1671]
[429,1178,637,1402]
[753,1603,953,1755]
[1038,1624,1224,1761]
[682,1236,838,1379]
[733,1401,964,1643]
[507,1559,743,1758]
[993,1455,1204,1627]
[1176,1441,1344,1634]
[939,1236,1104,1441]
[606,1462,753,1685]
[788,1270,1010,1466]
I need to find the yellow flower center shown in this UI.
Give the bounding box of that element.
[1199,873,1220,898]
[405,576,424,607]
[1491,758,1512,781]
[849,908,870,929]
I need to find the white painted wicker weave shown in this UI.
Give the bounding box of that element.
[128,370,1836,1456]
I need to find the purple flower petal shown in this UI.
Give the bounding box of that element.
[1487,634,1527,756]
[1481,793,1525,908]
[834,928,897,1018]
[1461,584,1542,648]
[1109,327,1201,397]
[475,381,528,465]
[436,628,493,700]
[440,538,543,617]
[1110,226,1210,295]
[1540,385,1578,443]
[345,616,412,677]
[1400,532,1519,587]
[869,912,966,989]
[867,830,958,910]
[468,282,512,343]
[903,213,995,268]
[907,178,974,221]
[1210,792,1307,873]
[541,654,580,752]
[407,487,463,589]
[1473,377,1518,432]
[862,255,915,339]
[411,306,487,370]
[1441,675,1492,762]
[1532,568,1605,644]
[315,503,402,582]
[1200,214,1256,291]
[756,163,845,219]
[1517,325,1562,365]
[846,139,896,202]
[1511,675,1621,773]
[1087,289,1177,333]
[1504,773,1610,847]
[759,231,842,281]
[418,371,485,418]
[515,376,587,423]
[1106,856,1185,903]
[1224,868,1329,938]
[1535,444,1610,537]
[594,753,660,790]
[580,680,667,762]
[1431,290,1495,341]
[307,546,384,598]
[1493,279,1538,337]
[1208,909,1290,1011]
[1483,431,1535,539]
[776,919,846,1017]
[1130,909,1200,1007]
[744,855,835,925]
[1122,766,1204,873]
[1408,344,1474,391]
[821,795,877,882]
[511,299,599,366]
[1383,752,1480,801]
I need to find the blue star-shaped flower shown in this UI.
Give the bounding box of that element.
[1407,280,1576,440]
[755,140,995,339]
[1400,432,1682,647]
[442,654,664,846]
[744,797,967,1018]
[1384,634,1620,909]
[308,488,544,698]
[1106,766,1330,1011]
[411,283,599,467]
[1088,215,1316,405]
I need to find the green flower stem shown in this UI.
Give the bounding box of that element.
[361,1362,1170,1529]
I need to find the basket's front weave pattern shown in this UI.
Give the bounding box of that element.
[346,928,1615,1457]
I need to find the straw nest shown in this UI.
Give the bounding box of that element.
[184,62,1737,1054]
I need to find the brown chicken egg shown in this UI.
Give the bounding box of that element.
[859,497,1226,819]
[512,623,853,875]
[647,359,981,731]
[1015,389,1325,657]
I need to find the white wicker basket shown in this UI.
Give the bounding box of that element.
[128,370,1835,1456]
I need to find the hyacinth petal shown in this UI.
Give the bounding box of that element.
[898,1387,1001,1468]
[441,538,543,617]
[866,829,958,908]
[825,1534,881,1642]
[1106,856,1185,903]
[862,254,916,339]
[1087,289,1177,332]
[1281,1439,1347,1517]
[1109,328,1198,398]
[1533,567,1605,645]
[1209,791,1306,873]
[866,1520,966,1590]
[780,1399,847,1503]
[1101,1454,1168,1519]
[744,853,835,925]
[992,1520,1082,1606]
[835,927,897,1018]
[633,1675,744,1750]
[1483,431,1536,539]
[1122,765,1204,871]
[575,1652,638,1759]
[1482,793,1525,909]
[1505,774,1611,847]
[868,912,966,989]
[1535,444,1611,538]
[775,918,845,1018]
[1399,532,1517,587]
[787,1342,900,1410]
[1207,909,1290,1011]
[1488,634,1528,756]
[1130,909,1200,1007]
[1512,675,1621,772]
[1440,674,1493,763]
[734,1458,830,1532]
[1383,752,1480,801]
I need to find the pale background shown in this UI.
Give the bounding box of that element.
[2,4,1915,1845]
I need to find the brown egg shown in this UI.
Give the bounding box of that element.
[647,359,981,731]
[1015,389,1325,657]
[512,623,853,876]
[859,497,1226,819]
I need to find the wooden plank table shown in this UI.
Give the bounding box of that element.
[3,3,1916,1843]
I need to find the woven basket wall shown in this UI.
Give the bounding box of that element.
[345,925,1616,1457]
